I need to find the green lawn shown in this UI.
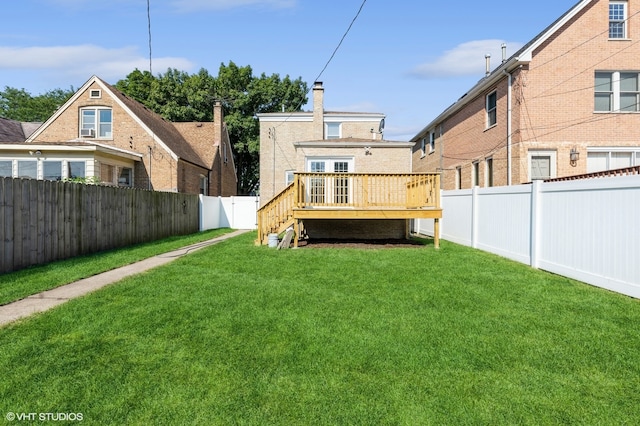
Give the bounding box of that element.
[0,228,233,306]
[1,232,639,425]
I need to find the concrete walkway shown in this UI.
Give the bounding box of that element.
[0,229,251,327]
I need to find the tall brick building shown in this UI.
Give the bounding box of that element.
[1,75,237,196]
[412,0,640,189]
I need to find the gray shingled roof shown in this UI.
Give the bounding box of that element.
[0,117,41,143]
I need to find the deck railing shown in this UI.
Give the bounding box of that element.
[257,173,441,244]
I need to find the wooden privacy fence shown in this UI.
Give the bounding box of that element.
[0,177,199,273]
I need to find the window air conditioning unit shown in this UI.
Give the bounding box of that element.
[81,129,95,137]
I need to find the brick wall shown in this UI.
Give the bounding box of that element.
[413,0,640,189]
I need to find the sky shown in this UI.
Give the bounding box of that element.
[0,0,578,140]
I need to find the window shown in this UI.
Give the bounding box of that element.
[285,170,295,186]
[485,158,494,187]
[81,107,112,138]
[306,158,353,204]
[0,160,12,177]
[595,71,640,112]
[100,163,115,185]
[199,175,207,195]
[429,131,436,153]
[472,161,480,186]
[118,167,132,187]
[17,161,37,179]
[420,138,427,157]
[587,148,640,172]
[609,1,627,39]
[486,91,497,127]
[528,151,557,180]
[68,161,86,179]
[43,161,62,181]
[308,160,326,203]
[326,122,340,139]
[455,167,462,189]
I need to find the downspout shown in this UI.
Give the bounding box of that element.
[439,123,444,189]
[503,69,512,186]
[148,146,152,190]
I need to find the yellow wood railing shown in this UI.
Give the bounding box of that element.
[256,173,441,244]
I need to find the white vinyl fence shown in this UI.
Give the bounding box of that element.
[414,175,640,299]
[199,195,259,231]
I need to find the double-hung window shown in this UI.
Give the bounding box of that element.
[486,91,497,127]
[609,1,627,39]
[429,131,436,153]
[595,71,640,112]
[80,107,112,138]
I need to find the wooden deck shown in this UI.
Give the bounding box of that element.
[257,173,442,248]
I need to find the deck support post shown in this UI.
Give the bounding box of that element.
[434,218,440,249]
[293,219,300,248]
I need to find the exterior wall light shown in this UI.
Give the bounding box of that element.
[570,148,580,166]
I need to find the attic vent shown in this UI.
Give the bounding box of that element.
[81,129,95,138]
[90,89,102,99]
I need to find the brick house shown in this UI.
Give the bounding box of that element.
[256,82,441,244]
[258,81,413,204]
[0,75,237,195]
[412,0,640,189]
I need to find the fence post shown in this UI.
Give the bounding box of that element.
[471,185,479,248]
[530,180,541,269]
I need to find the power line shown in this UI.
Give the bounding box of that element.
[147,0,153,75]
[312,0,367,84]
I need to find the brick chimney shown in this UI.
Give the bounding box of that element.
[313,81,324,140]
[213,101,223,143]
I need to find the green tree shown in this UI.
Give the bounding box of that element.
[215,62,308,195]
[0,87,74,122]
[116,62,308,195]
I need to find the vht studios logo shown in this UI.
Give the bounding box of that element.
[5,412,83,422]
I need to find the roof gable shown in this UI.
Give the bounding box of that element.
[26,75,209,168]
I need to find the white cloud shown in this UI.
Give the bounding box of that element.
[0,45,194,85]
[410,39,524,79]
[171,0,296,12]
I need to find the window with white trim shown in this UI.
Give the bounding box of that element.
[199,175,208,195]
[80,107,112,138]
[420,138,427,157]
[595,71,640,112]
[486,91,497,127]
[455,166,462,189]
[326,122,341,139]
[429,131,436,153]
[587,148,640,172]
[285,170,295,186]
[0,160,12,177]
[609,1,627,39]
[17,160,37,179]
[43,161,62,181]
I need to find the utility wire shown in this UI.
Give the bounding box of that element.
[147,0,153,75]
[312,0,367,84]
